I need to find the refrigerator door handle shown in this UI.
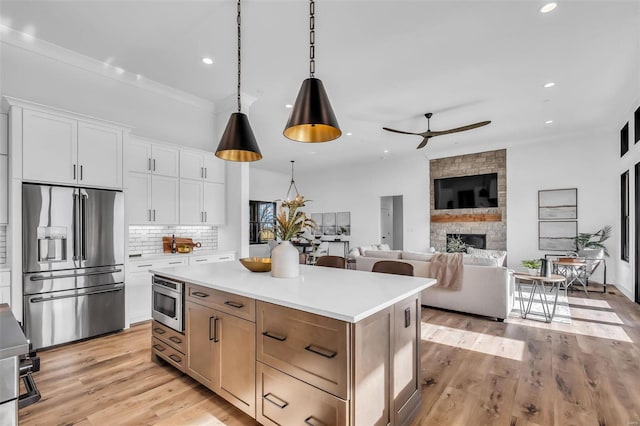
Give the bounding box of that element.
[29,268,123,281]
[29,287,124,303]
[81,192,87,260]
[72,192,79,260]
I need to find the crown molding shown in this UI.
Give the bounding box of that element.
[0,25,215,113]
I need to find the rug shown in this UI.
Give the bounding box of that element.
[510,283,572,324]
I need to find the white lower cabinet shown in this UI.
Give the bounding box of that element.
[127,172,179,225]
[0,155,7,224]
[188,253,235,265]
[126,258,186,324]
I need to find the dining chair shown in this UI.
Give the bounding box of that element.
[372,260,414,276]
[315,255,346,269]
[299,253,307,265]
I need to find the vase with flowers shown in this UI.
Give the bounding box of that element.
[271,195,316,278]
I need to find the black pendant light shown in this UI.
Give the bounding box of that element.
[215,0,262,162]
[283,0,341,143]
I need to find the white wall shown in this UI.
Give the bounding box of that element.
[507,130,618,286]
[293,155,431,252]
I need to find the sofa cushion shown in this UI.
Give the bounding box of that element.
[377,243,391,251]
[364,250,401,259]
[467,247,507,266]
[401,251,435,262]
[463,254,499,267]
[359,244,378,255]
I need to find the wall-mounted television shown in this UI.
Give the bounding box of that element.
[434,173,498,209]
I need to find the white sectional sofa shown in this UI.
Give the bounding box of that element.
[355,250,514,321]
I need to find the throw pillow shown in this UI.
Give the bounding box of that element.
[401,251,435,262]
[467,247,507,266]
[348,247,361,259]
[364,250,402,259]
[377,243,391,251]
[463,254,499,267]
[358,245,378,256]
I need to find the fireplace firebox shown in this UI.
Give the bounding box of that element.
[446,233,486,252]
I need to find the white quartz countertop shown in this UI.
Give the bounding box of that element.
[150,261,436,323]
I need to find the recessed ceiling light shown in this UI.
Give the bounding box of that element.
[201,57,214,65]
[383,150,389,153]
[544,82,555,88]
[545,120,553,124]
[346,132,352,136]
[285,104,293,109]
[540,2,557,13]
[310,151,316,155]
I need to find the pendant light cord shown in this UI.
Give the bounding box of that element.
[237,0,242,112]
[309,0,315,78]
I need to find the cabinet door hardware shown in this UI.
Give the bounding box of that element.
[153,327,166,334]
[304,416,326,426]
[153,158,156,171]
[169,336,182,344]
[152,344,165,352]
[263,393,288,409]
[192,291,209,298]
[405,307,411,328]
[208,316,215,341]
[262,331,287,342]
[148,158,152,171]
[204,168,207,179]
[213,317,219,343]
[201,167,204,178]
[168,354,182,363]
[304,344,337,359]
[224,301,244,309]
[152,209,156,221]
[148,209,152,222]
[80,165,83,180]
[73,164,76,180]
[204,211,207,222]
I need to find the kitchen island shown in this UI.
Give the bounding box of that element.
[150,261,436,426]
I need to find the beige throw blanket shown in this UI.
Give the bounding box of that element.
[431,253,464,291]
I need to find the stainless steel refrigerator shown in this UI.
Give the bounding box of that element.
[22,183,125,349]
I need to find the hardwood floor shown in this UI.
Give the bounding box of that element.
[19,284,640,426]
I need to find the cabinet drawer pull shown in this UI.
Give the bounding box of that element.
[168,354,182,363]
[195,259,208,262]
[224,300,244,309]
[219,256,230,260]
[262,331,287,342]
[169,261,182,265]
[169,336,182,344]
[153,344,165,352]
[263,393,288,409]
[405,307,411,328]
[153,327,166,335]
[192,291,209,298]
[137,264,153,268]
[304,416,326,426]
[304,344,337,359]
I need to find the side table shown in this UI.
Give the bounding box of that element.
[513,273,567,323]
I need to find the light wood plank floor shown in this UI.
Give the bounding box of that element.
[19,283,640,426]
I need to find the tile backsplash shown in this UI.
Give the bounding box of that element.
[0,226,6,264]
[129,226,218,255]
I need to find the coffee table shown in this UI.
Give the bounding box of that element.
[513,273,567,323]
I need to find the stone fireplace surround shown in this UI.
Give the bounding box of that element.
[430,149,507,252]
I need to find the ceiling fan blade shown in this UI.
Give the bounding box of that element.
[429,120,491,136]
[416,137,431,149]
[382,127,422,136]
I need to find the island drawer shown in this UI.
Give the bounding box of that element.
[152,337,185,372]
[256,362,347,426]
[151,320,186,353]
[186,284,255,322]
[256,301,349,399]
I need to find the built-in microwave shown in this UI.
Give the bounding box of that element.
[151,275,184,332]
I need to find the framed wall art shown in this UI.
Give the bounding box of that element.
[538,221,577,251]
[538,188,577,220]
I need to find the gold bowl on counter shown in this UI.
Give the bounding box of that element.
[239,257,272,272]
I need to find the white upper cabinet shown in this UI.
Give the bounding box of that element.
[22,109,78,185]
[17,104,125,189]
[126,137,179,177]
[151,175,180,224]
[203,182,225,225]
[180,179,204,225]
[77,122,123,188]
[127,173,152,224]
[180,149,225,183]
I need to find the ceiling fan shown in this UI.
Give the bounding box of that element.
[382,113,491,149]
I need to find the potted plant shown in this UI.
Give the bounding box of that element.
[272,195,316,278]
[446,234,468,253]
[575,225,611,257]
[522,259,542,276]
